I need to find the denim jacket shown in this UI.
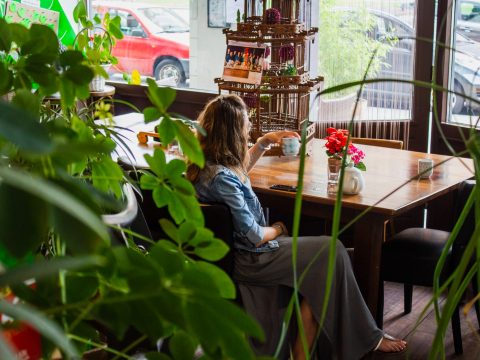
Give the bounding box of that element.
[194,164,279,253]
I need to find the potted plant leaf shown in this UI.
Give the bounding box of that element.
[73,0,123,92]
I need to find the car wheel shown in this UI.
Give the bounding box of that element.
[154,59,185,87]
[451,81,465,114]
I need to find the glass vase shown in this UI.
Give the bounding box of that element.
[327,157,342,195]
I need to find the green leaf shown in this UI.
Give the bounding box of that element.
[59,50,84,67]
[108,20,124,40]
[9,23,29,48]
[139,173,159,190]
[0,19,12,52]
[22,24,58,61]
[146,78,176,113]
[66,273,100,302]
[0,183,49,258]
[168,195,186,224]
[143,106,161,123]
[0,101,53,154]
[195,262,236,299]
[0,256,104,287]
[144,150,167,178]
[0,63,13,95]
[185,296,260,359]
[173,120,204,167]
[152,185,172,208]
[0,167,109,242]
[157,116,175,145]
[194,238,229,262]
[149,243,185,277]
[170,177,195,196]
[178,221,197,245]
[91,156,124,198]
[59,77,76,108]
[170,331,196,360]
[177,193,203,226]
[12,89,40,117]
[95,301,132,340]
[93,14,101,24]
[355,162,366,171]
[73,1,87,23]
[65,64,94,85]
[0,300,79,358]
[159,219,179,243]
[165,159,187,178]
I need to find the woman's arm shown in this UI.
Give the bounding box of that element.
[247,131,301,173]
[256,222,288,247]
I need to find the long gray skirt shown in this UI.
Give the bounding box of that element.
[234,236,383,360]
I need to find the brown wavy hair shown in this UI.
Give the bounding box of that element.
[187,94,250,182]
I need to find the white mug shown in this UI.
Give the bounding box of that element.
[281,137,300,156]
[418,158,434,179]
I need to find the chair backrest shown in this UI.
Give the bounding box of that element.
[451,180,477,267]
[201,203,235,275]
[102,183,153,250]
[351,137,404,150]
[117,159,236,274]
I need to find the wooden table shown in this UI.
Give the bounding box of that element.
[249,139,474,317]
[110,113,474,317]
[105,112,181,167]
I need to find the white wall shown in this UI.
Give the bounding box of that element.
[189,0,226,92]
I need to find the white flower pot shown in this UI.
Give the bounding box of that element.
[89,64,111,92]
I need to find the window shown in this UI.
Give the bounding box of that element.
[445,0,480,127]
[318,1,416,124]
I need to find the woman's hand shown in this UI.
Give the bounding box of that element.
[259,131,300,146]
[272,221,289,237]
[257,221,289,246]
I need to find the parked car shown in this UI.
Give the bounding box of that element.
[457,0,480,42]
[354,8,480,114]
[92,1,189,87]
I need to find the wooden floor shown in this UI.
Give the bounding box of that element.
[369,282,480,359]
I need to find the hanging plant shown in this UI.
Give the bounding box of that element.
[279,44,295,62]
[280,64,298,76]
[265,8,281,24]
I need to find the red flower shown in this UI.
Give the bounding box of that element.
[324,128,350,157]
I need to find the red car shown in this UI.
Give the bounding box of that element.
[93,1,189,86]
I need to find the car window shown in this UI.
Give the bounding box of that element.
[460,1,480,20]
[469,13,480,23]
[138,7,189,33]
[115,9,146,37]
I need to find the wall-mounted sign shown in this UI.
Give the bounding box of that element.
[3,0,59,33]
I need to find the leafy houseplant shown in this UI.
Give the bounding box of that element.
[318,0,395,100]
[73,1,123,92]
[0,17,264,360]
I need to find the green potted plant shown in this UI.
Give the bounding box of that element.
[73,1,123,92]
[0,16,265,359]
[318,0,395,121]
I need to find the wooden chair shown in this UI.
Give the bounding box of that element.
[350,137,404,150]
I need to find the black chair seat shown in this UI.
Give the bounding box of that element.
[378,180,478,355]
[382,228,451,286]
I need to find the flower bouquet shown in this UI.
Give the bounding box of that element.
[324,127,366,171]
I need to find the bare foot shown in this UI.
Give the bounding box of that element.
[377,337,407,353]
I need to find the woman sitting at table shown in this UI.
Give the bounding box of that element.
[187,95,407,359]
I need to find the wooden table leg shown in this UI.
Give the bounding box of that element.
[353,212,388,318]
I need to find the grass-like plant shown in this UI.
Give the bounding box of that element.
[276,14,480,359]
